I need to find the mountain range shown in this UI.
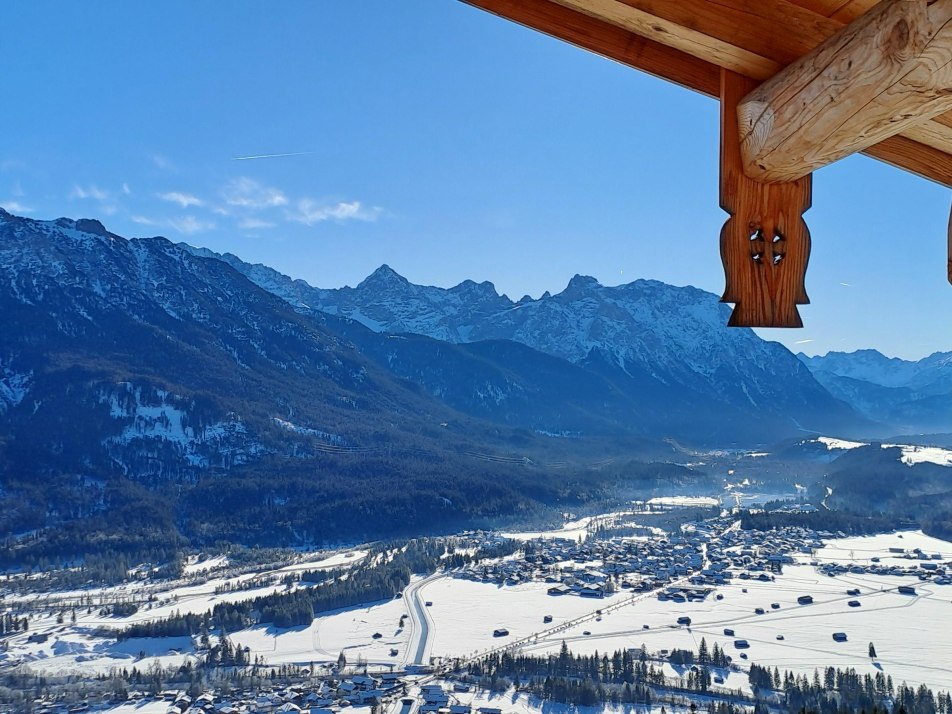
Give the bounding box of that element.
[798,349,951,433]
[0,207,943,557]
[183,248,864,443]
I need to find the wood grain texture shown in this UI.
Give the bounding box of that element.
[461,0,720,95]
[551,0,781,78]
[721,70,811,327]
[738,0,952,183]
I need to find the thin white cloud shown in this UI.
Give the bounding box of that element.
[70,184,111,201]
[168,216,215,234]
[152,154,174,171]
[1,200,33,214]
[289,199,382,225]
[12,180,24,197]
[131,215,214,235]
[122,182,132,195]
[158,191,204,208]
[839,282,853,287]
[222,177,287,209]
[238,217,275,230]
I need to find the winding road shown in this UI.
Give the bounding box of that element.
[402,573,443,666]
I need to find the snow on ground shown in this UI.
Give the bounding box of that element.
[502,516,594,542]
[410,529,952,692]
[882,443,952,467]
[514,564,952,692]
[182,554,229,575]
[647,497,719,508]
[453,688,684,714]
[12,634,196,677]
[101,702,171,714]
[276,549,368,573]
[808,530,952,564]
[0,549,371,676]
[419,577,616,661]
[230,596,410,666]
[816,436,869,450]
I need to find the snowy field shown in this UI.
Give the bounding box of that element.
[502,516,594,542]
[415,531,952,693]
[807,530,952,565]
[0,548,369,676]
[229,595,410,667]
[646,497,719,508]
[456,687,693,714]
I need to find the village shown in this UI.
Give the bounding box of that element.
[450,516,950,602]
[4,504,952,714]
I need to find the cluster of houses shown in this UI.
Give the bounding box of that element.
[168,675,399,714]
[450,519,841,599]
[33,674,405,714]
[816,547,951,584]
[417,683,506,714]
[452,530,712,598]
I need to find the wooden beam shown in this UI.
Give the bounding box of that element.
[460,0,720,96]
[948,198,952,284]
[864,134,952,185]
[720,70,811,327]
[461,0,952,186]
[551,0,781,79]
[739,0,952,183]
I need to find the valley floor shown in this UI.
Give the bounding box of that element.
[3,508,951,714]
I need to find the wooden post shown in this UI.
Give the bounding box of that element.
[721,69,811,327]
[948,197,952,285]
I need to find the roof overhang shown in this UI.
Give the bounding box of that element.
[461,0,952,325]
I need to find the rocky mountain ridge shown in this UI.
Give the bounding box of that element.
[799,349,952,433]
[184,248,865,441]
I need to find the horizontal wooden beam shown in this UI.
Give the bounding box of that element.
[551,0,781,79]
[739,0,952,183]
[460,0,952,186]
[460,0,720,96]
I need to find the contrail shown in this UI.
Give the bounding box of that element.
[793,339,814,344]
[231,151,315,161]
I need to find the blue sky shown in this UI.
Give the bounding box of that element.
[2,1,949,360]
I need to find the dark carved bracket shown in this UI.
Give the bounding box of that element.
[720,70,811,328]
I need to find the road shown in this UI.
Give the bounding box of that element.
[402,572,443,666]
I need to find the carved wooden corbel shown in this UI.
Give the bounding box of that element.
[720,70,811,328]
